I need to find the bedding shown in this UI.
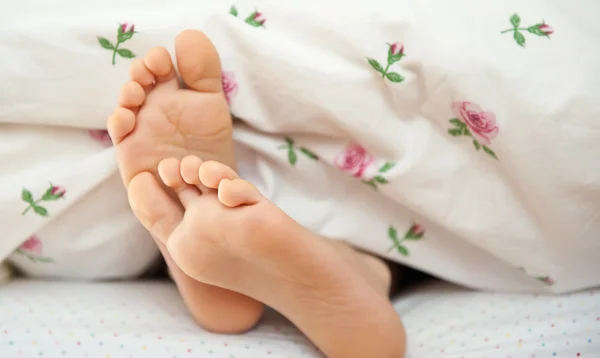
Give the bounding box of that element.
[2,0,600,292]
[0,279,598,357]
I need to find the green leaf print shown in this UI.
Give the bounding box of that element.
[514,31,526,47]
[367,58,384,73]
[386,72,404,83]
[288,149,298,166]
[388,226,398,240]
[21,189,33,203]
[229,5,238,16]
[482,145,498,159]
[33,206,48,217]
[449,118,465,128]
[448,128,462,137]
[378,162,395,173]
[279,137,319,166]
[299,147,319,160]
[395,245,409,256]
[373,175,388,184]
[473,139,481,150]
[117,48,136,58]
[97,37,114,50]
[510,13,521,28]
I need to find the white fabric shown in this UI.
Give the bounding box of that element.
[0,279,598,357]
[1,0,600,292]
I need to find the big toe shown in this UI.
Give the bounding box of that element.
[175,30,223,93]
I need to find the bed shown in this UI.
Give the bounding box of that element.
[1,279,598,357]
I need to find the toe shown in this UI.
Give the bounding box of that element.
[107,107,136,144]
[128,172,183,244]
[180,155,204,186]
[158,158,201,208]
[129,58,155,88]
[198,161,239,189]
[144,47,178,86]
[175,30,223,93]
[118,81,146,109]
[218,178,263,207]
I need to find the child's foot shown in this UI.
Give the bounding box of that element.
[147,156,406,358]
[108,30,263,333]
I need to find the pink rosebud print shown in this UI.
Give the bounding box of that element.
[538,24,553,36]
[335,143,374,179]
[20,236,42,255]
[50,186,66,198]
[408,223,425,237]
[121,23,135,34]
[451,101,499,145]
[221,71,238,104]
[538,276,556,286]
[253,12,266,26]
[89,129,113,146]
[390,42,404,56]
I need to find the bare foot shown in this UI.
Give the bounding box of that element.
[107,30,263,333]
[145,156,406,358]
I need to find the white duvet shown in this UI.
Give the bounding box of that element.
[1,0,600,293]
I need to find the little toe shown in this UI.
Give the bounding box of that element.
[144,47,177,86]
[129,58,155,88]
[118,81,146,109]
[218,178,263,207]
[158,158,201,207]
[180,155,204,186]
[128,172,183,244]
[198,161,239,189]
[107,107,136,144]
[175,30,223,93]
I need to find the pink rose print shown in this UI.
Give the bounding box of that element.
[15,235,53,263]
[335,143,374,179]
[221,71,238,104]
[19,235,42,255]
[334,143,395,190]
[501,14,554,47]
[387,223,425,256]
[451,101,499,144]
[448,101,499,159]
[89,129,113,146]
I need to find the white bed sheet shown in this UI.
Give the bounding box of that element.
[0,280,598,358]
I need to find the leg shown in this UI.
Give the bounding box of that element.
[150,157,406,358]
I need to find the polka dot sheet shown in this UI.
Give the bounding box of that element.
[0,280,598,358]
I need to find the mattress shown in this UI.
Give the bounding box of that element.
[0,279,598,358]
